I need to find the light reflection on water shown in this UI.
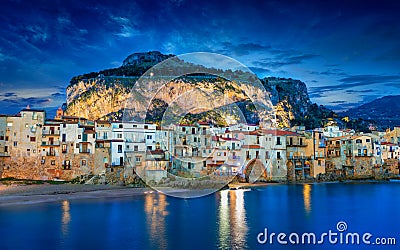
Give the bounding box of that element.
[61,200,71,236]
[145,193,169,250]
[218,189,249,249]
[2,183,398,249]
[303,184,312,214]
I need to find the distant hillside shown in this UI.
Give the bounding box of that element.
[340,95,400,129]
[64,51,340,129]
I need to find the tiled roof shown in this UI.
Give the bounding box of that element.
[241,145,264,149]
[220,137,240,141]
[262,129,300,136]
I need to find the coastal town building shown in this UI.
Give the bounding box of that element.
[0,108,399,183]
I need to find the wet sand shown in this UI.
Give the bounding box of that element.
[0,184,150,207]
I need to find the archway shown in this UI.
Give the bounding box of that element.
[244,159,267,183]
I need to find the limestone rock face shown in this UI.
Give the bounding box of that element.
[65,52,334,128]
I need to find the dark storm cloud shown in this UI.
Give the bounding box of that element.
[310,75,400,92]
[330,100,347,104]
[258,54,318,69]
[51,92,65,98]
[345,89,374,94]
[1,93,17,98]
[219,42,271,56]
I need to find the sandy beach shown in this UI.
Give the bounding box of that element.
[0,184,151,207]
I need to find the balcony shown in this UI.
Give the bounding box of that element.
[228,155,241,160]
[42,130,60,136]
[355,153,373,157]
[287,155,311,160]
[41,141,60,146]
[286,142,307,147]
[327,143,341,149]
[46,151,56,156]
[0,152,10,157]
[79,149,91,154]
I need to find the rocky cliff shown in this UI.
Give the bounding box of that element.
[65,52,336,129]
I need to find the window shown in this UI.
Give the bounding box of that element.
[356,139,362,143]
[13,141,17,147]
[217,152,221,156]
[147,146,152,150]
[117,145,122,153]
[51,160,55,165]
[0,135,3,140]
[366,139,371,142]
[62,144,67,153]
[62,134,66,142]
[277,137,281,145]
[32,112,37,120]
[147,135,152,140]
[76,143,79,148]
[63,160,71,170]
[134,145,138,151]
[103,132,108,139]
[318,160,321,166]
[4,146,8,153]
[182,127,186,132]
[30,137,36,142]
[93,134,95,138]
[126,145,130,149]
[5,136,8,141]
[78,135,81,139]
[81,160,87,166]
[133,125,137,128]
[117,133,122,138]
[135,157,141,163]
[119,124,123,128]
[277,151,281,159]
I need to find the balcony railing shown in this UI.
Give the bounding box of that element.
[42,141,60,146]
[46,151,56,156]
[287,155,311,160]
[42,130,60,136]
[228,155,241,160]
[287,143,307,147]
[79,149,91,154]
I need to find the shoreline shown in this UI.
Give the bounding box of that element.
[0,178,397,207]
[0,184,151,207]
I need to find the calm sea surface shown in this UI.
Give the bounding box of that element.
[1,182,400,250]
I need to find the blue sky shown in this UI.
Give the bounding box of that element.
[0,0,399,115]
